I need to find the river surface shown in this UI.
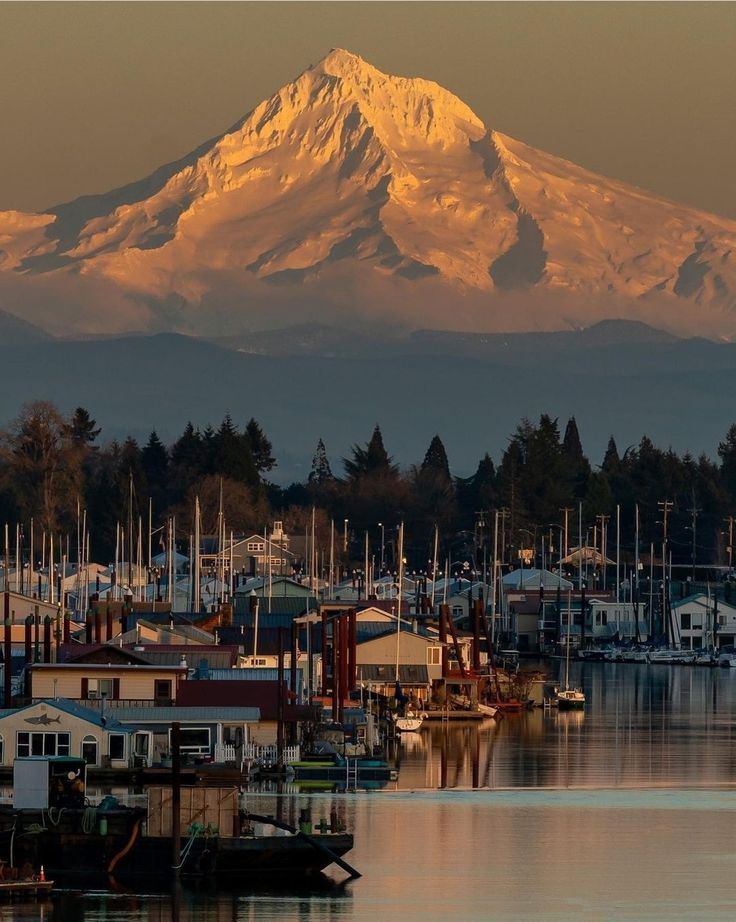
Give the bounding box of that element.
[16,662,736,921]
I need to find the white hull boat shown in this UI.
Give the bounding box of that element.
[393,711,425,733]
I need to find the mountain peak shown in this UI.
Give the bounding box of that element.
[313,48,373,78]
[1,52,735,340]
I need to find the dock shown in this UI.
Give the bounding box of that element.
[0,879,54,899]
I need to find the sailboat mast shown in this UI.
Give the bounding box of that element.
[395,521,404,682]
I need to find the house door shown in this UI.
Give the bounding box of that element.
[133,732,151,767]
[81,735,98,766]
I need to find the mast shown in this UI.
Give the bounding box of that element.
[430,524,439,610]
[395,521,405,682]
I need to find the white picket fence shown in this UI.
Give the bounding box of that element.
[242,742,300,765]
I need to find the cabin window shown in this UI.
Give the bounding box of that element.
[172,727,211,755]
[249,658,267,667]
[427,647,441,666]
[108,734,126,761]
[81,735,98,766]
[17,731,70,758]
[247,542,264,552]
[681,613,691,630]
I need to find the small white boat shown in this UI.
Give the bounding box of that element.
[556,687,586,709]
[477,702,499,719]
[557,591,586,710]
[393,710,425,733]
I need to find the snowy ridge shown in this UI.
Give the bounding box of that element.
[0,48,735,338]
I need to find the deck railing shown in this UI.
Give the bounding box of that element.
[243,742,300,765]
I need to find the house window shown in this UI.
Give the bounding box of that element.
[247,542,264,552]
[81,735,98,766]
[108,734,126,761]
[249,658,267,667]
[85,678,115,699]
[154,680,172,702]
[17,731,70,758]
[719,616,727,626]
[681,613,691,630]
[427,647,442,666]
[452,606,463,619]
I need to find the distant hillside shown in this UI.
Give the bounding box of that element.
[0,309,51,344]
[0,328,735,483]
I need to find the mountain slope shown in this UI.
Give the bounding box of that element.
[1,49,735,338]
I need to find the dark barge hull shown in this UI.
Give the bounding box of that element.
[0,809,353,884]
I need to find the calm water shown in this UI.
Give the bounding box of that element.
[19,663,736,920]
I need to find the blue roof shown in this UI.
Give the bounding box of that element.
[0,698,131,731]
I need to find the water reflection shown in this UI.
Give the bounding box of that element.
[19,665,736,920]
[395,662,736,789]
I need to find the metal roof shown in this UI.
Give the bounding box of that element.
[108,706,261,722]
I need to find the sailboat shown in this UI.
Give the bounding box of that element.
[557,591,586,710]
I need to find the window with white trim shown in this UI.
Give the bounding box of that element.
[87,678,114,699]
[171,727,210,755]
[427,646,442,666]
[17,731,70,758]
[247,542,264,552]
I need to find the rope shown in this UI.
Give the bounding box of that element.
[82,807,97,834]
[171,822,205,871]
[45,807,65,827]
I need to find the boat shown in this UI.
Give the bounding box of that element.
[392,710,425,732]
[0,793,356,885]
[647,648,696,665]
[556,687,586,709]
[288,739,396,782]
[476,702,500,719]
[556,591,586,710]
[0,757,358,884]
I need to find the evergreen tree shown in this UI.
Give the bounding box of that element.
[718,423,736,504]
[309,438,334,484]
[562,416,591,499]
[421,435,451,483]
[142,431,169,510]
[213,415,259,488]
[344,425,398,480]
[67,407,101,447]
[245,418,276,474]
[602,436,621,473]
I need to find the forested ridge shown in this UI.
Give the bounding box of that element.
[2,401,736,570]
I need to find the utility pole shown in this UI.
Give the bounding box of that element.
[687,493,701,582]
[497,508,510,569]
[724,515,734,572]
[560,507,573,564]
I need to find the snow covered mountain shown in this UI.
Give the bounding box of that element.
[1,49,735,338]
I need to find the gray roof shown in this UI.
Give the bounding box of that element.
[109,706,260,723]
[359,664,429,684]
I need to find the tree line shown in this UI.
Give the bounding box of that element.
[2,401,736,570]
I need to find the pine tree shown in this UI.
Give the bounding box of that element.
[142,431,169,509]
[309,438,334,484]
[421,435,451,483]
[562,417,591,499]
[344,425,398,480]
[245,418,276,474]
[67,407,101,447]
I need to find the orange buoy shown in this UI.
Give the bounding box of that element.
[39,865,46,881]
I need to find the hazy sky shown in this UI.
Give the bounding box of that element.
[1,2,734,218]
